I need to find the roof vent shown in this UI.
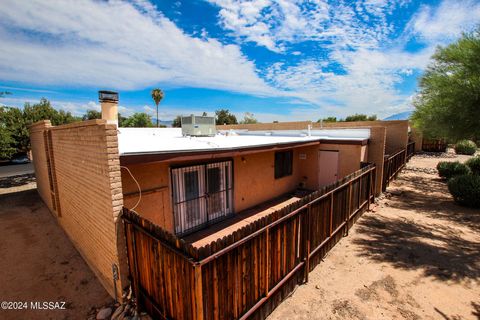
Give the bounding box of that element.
[181,115,217,137]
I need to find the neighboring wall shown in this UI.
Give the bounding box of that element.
[30,120,127,299]
[410,125,423,152]
[367,127,387,194]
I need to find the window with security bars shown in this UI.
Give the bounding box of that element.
[171,160,233,235]
[274,150,293,179]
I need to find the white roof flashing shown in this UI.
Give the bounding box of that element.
[117,128,370,156]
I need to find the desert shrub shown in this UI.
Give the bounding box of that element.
[454,140,477,155]
[465,156,480,175]
[436,161,470,180]
[448,174,480,208]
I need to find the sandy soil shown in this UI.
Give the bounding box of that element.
[269,154,480,320]
[0,189,112,320]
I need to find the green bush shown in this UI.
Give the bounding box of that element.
[465,156,480,175]
[448,174,480,208]
[454,140,477,155]
[436,161,471,180]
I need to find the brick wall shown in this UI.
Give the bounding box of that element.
[29,120,53,212]
[30,119,127,299]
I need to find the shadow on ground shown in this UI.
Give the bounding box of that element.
[434,301,480,320]
[353,212,480,281]
[0,188,41,208]
[0,173,35,188]
[387,174,480,232]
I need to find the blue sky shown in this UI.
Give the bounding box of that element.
[0,0,479,122]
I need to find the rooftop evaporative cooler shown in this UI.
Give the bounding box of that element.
[181,115,217,137]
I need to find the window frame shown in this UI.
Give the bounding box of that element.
[274,150,293,179]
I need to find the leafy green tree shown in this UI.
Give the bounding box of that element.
[151,88,164,128]
[239,112,258,124]
[0,126,15,160]
[215,109,238,125]
[344,114,377,122]
[82,109,101,120]
[172,115,182,128]
[121,113,154,128]
[118,113,127,127]
[412,28,480,141]
[0,99,79,155]
[0,108,16,159]
[318,116,337,123]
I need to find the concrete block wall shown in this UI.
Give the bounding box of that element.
[30,119,127,299]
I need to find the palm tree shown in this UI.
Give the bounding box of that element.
[151,88,164,127]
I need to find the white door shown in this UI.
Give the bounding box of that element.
[318,150,339,187]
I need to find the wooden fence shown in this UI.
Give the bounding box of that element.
[122,165,376,320]
[382,148,407,192]
[422,138,448,152]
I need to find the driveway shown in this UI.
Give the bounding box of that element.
[0,163,34,178]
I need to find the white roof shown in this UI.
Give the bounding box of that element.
[117,128,370,156]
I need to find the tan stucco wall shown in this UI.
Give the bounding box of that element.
[122,162,174,232]
[124,142,366,230]
[233,146,319,212]
[410,125,423,152]
[319,144,363,179]
[384,122,409,155]
[367,126,387,194]
[29,120,127,299]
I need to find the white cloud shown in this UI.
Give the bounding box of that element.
[207,0,407,52]
[408,0,480,43]
[0,0,275,96]
[1,0,479,122]
[265,47,434,118]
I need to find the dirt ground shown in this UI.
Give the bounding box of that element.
[0,189,112,320]
[269,153,480,320]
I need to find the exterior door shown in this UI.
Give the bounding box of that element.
[171,160,233,235]
[206,162,233,222]
[318,150,339,187]
[172,165,207,234]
